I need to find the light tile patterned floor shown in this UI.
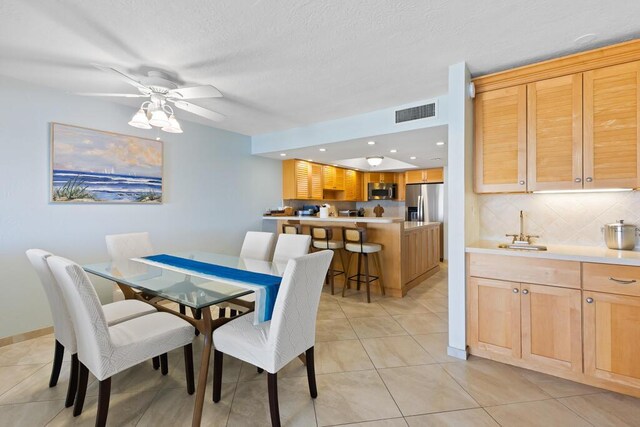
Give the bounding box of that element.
[1,264,639,426]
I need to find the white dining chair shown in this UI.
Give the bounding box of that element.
[105,232,154,302]
[272,233,311,263]
[25,249,158,408]
[212,250,333,427]
[239,231,276,261]
[47,255,195,427]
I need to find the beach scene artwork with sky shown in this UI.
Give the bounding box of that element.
[51,123,162,203]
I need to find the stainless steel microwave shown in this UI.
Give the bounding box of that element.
[368,182,397,200]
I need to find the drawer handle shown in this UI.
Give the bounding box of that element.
[608,277,637,284]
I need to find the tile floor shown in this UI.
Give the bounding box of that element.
[1,265,640,426]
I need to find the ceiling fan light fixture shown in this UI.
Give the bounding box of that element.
[128,108,152,129]
[162,114,183,133]
[366,156,384,167]
[148,109,170,128]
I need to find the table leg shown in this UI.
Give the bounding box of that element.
[192,307,213,427]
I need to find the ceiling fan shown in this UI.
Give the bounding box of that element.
[79,64,225,133]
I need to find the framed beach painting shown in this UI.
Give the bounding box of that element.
[50,123,163,203]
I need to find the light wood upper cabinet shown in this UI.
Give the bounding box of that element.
[475,86,527,193]
[584,61,640,189]
[405,168,444,184]
[405,170,424,184]
[527,74,583,191]
[426,168,444,183]
[584,291,640,388]
[282,159,324,200]
[322,165,345,190]
[521,284,583,373]
[344,169,358,201]
[310,163,323,199]
[396,172,405,201]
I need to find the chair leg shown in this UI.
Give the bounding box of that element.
[342,252,354,297]
[183,344,195,395]
[152,356,160,370]
[49,339,64,387]
[356,253,362,290]
[267,372,281,427]
[374,252,385,295]
[160,353,168,375]
[73,362,89,416]
[305,347,318,398]
[96,377,111,427]
[338,249,348,288]
[364,253,371,303]
[64,354,79,408]
[212,349,223,403]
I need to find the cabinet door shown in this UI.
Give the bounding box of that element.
[356,171,364,201]
[335,168,345,190]
[521,284,582,373]
[527,74,583,191]
[468,277,521,358]
[405,170,424,184]
[295,160,311,199]
[475,86,527,193]
[344,169,356,201]
[426,168,444,183]
[584,61,640,189]
[584,291,640,388]
[323,165,336,190]
[396,172,405,201]
[310,163,323,199]
[368,172,381,183]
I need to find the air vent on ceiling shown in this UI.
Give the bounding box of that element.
[395,102,436,123]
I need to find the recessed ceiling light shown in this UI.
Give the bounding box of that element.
[436,141,445,146]
[390,149,397,153]
[368,141,376,145]
[574,33,597,46]
[319,148,326,152]
[280,153,287,157]
[307,159,313,162]
[410,156,417,160]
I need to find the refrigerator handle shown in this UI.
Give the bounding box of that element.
[417,195,422,221]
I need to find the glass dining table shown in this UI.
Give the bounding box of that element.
[84,251,286,427]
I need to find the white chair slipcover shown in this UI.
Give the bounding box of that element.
[272,233,311,263]
[105,232,154,302]
[239,231,276,261]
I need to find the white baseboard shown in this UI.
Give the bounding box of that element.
[447,346,468,360]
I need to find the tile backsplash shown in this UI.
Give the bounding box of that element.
[479,191,640,247]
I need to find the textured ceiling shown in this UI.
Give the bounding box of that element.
[1,1,639,135]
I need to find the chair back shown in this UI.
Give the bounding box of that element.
[25,249,77,353]
[105,232,154,260]
[268,251,333,371]
[310,226,333,241]
[272,234,311,263]
[47,256,114,378]
[240,231,276,261]
[343,226,367,251]
[281,223,302,234]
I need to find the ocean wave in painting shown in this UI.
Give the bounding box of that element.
[52,170,162,203]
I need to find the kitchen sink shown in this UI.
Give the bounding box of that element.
[498,243,547,251]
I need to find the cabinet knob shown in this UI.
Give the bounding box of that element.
[575,178,582,183]
[522,289,529,295]
[586,177,593,183]
[512,288,519,293]
[586,297,594,304]
[519,180,525,185]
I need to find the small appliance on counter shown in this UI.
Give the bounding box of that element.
[319,204,331,218]
[603,220,638,250]
[338,209,358,217]
[297,205,320,216]
[357,207,365,217]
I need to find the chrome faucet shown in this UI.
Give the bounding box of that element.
[506,210,539,244]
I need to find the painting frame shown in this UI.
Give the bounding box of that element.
[50,123,164,204]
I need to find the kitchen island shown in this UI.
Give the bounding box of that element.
[263,216,440,297]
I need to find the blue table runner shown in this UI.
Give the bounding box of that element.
[143,254,281,322]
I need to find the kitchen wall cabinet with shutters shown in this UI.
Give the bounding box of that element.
[404,168,444,184]
[322,165,345,190]
[283,159,366,201]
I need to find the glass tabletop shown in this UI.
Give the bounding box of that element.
[84,251,287,309]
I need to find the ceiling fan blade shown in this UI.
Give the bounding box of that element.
[171,100,226,122]
[75,92,148,98]
[167,85,223,99]
[92,63,151,94]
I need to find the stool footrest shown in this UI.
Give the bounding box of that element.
[347,273,379,284]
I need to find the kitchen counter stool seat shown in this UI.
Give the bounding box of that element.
[345,242,382,253]
[342,227,385,303]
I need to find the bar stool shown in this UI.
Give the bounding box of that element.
[342,227,385,303]
[310,226,347,295]
[282,223,303,234]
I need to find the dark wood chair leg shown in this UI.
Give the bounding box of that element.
[184,344,195,395]
[305,347,318,398]
[64,353,79,408]
[356,253,362,290]
[257,367,264,373]
[96,377,111,427]
[73,362,89,416]
[160,353,168,375]
[268,372,281,427]
[212,349,223,402]
[49,339,64,387]
[364,253,371,303]
[152,356,160,370]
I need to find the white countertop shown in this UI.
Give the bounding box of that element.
[467,240,640,266]
[262,215,404,224]
[404,221,441,231]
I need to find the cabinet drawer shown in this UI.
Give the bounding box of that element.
[468,253,580,289]
[583,263,640,297]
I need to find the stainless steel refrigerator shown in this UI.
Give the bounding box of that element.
[405,183,444,260]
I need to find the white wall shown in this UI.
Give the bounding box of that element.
[0,76,282,339]
[446,63,477,360]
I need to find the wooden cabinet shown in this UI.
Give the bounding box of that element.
[344,169,359,201]
[310,163,323,199]
[527,74,583,191]
[368,172,396,183]
[402,225,440,284]
[584,61,640,189]
[475,85,527,193]
[282,159,323,200]
[323,165,345,190]
[405,168,444,184]
[396,172,405,201]
[583,291,640,388]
